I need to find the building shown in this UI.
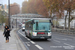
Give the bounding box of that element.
[4,4,8,13]
[0,4,8,13]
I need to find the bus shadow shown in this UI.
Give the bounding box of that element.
[31,39,51,42]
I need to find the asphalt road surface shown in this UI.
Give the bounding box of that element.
[16,29,75,50]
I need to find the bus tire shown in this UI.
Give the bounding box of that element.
[45,38,48,40]
[29,34,32,39]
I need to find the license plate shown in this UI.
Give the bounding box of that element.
[40,37,45,39]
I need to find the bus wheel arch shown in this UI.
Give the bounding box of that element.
[29,33,32,39]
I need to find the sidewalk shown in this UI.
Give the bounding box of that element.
[0,28,26,50]
[0,29,18,50]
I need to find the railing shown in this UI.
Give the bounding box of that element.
[52,28,75,34]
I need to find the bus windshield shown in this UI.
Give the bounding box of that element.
[33,22,50,31]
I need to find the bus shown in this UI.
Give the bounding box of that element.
[25,19,52,40]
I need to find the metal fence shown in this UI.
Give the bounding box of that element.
[52,28,75,34]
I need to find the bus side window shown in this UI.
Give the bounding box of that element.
[36,22,38,30]
[29,24,33,30]
[29,25,31,28]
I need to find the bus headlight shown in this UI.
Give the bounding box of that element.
[48,32,51,36]
[33,32,37,36]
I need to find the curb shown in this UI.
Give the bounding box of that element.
[14,29,27,50]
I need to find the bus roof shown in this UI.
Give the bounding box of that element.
[25,18,51,23]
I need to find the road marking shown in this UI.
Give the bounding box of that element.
[55,34,75,39]
[55,38,72,41]
[18,30,25,37]
[27,43,30,46]
[18,29,31,41]
[64,43,73,46]
[24,42,30,46]
[35,45,43,50]
[53,40,60,43]
[24,42,30,43]
[55,38,61,40]
[62,39,68,41]
[30,41,35,44]
[63,43,75,49]
[25,37,31,41]
[62,39,72,41]
[25,37,27,38]
[27,38,30,41]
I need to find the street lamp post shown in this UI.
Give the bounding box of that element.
[8,0,10,27]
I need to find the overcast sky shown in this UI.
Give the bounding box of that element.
[0,0,28,7]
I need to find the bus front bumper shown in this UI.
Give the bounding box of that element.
[31,36,52,39]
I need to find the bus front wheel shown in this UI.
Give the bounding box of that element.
[29,34,33,40]
[45,38,48,40]
[25,32,28,37]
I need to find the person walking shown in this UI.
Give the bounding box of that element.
[3,25,10,43]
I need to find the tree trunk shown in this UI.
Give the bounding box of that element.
[68,9,71,30]
[64,11,68,29]
[64,16,67,29]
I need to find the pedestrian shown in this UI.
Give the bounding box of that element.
[3,25,10,43]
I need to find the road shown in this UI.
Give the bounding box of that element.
[16,29,75,50]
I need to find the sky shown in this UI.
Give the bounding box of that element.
[0,0,28,7]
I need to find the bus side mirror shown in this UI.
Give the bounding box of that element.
[31,20,35,24]
[49,20,51,23]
